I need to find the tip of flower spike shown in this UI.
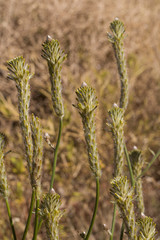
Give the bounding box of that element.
[113,103,118,108]
[103,223,108,231]
[141,212,146,218]
[81,82,88,87]
[133,146,138,150]
[80,231,86,239]
[44,132,50,139]
[50,188,55,195]
[115,17,119,21]
[46,35,52,42]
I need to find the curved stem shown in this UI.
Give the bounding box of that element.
[5,198,17,240]
[85,178,99,240]
[50,118,63,190]
[22,189,36,240]
[32,199,40,240]
[109,203,117,240]
[137,148,160,180]
[124,143,135,187]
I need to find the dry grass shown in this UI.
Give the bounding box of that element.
[0,0,160,239]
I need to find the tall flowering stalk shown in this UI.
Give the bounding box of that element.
[130,147,145,215]
[40,189,64,240]
[111,176,137,240]
[7,57,44,240]
[74,82,101,239]
[107,103,125,240]
[107,19,131,240]
[7,57,33,178]
[0,133,17,239]
[42,36,67,190]
[107,18,128,111]
[7,57,34,239]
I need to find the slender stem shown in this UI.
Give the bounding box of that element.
[22,189,36,240]
[5,198,17,240]
[120,222,124,240]
[124,143,135,187]
[109,203,117,240]
[32,199,40,240]
[85,178,100,240]
[37,218,43,233]
[50,118,63,190]
[137,148,160,180]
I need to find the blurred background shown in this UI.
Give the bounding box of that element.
[0,0,160,239]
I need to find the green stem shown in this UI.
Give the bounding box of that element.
[50,118,63,190]
[109,203,117,240]
[137,148,160,180]
[120,222,124,240]
[124,143,135,187]
[22,189,36,240]
[37,218,43,233]
[5,198,17,240]
[85,178,100,240]
[32,199,40,240]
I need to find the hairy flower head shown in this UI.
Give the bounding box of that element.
[40,190,64,240]
[42,37,66,118]
[73,83,101,178]
[7,57,33,177]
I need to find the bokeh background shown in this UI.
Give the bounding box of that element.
[0,0,160,239]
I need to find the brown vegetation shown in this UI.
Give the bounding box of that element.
[0,0,160,239]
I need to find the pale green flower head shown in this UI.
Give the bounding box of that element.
[108,104,125,177]
[7,56,33,177]
[108,18,125,42]
[42,37,67,118]
[74,82,98,117]
[108,103,124,131]
[138,216,157,240]
[40,190,64,240]
[7,56,33,83]
[111,176,137,240]
[74,83,101,178]
[107,18,128,111]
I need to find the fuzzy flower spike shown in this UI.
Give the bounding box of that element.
[40,189,64,240]
[42,36,67,118]
[108,103,125,177]
[110,176,137,240]
[7,57,33,178]
[129,147,145,215]
[138,216,157,240]
[73,82,101,179]
[107,18,128,111]
[31,114,43,199]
